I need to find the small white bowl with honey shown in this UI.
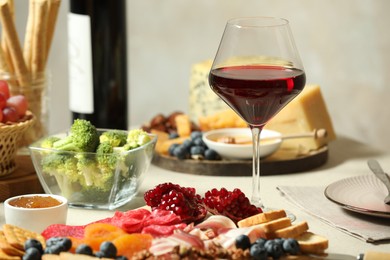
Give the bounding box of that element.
[4,194,68,233]
[202,128,282,160]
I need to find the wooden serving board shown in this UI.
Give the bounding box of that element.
[152,146,328,176]
[0,155,44,202]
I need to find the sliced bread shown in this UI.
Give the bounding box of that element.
[296,231,329,255]
[237,209,287,228]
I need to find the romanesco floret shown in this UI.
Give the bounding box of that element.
[99,130,127,147]
[52,119,99,152]
[125,129,151,150]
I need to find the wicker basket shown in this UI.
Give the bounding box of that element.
[0,112,35,177]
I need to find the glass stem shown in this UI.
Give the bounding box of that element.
[250,125,264,208]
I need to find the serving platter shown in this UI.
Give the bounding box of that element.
[153,145,328,176]
[325,175,390,218]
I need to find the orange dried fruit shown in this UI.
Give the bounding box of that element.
[113,233,153,258]
[83,223,126,251]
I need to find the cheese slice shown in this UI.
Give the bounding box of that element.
[265,84,336,151]
[189,60,229,122]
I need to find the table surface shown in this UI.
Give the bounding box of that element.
[1,136,390,257]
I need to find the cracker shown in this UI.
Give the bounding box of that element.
[0,231,24,257]
[2,224,46,251]
[175,114,191,137]
[0,249,20,259]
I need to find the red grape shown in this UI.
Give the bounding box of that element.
[6,95,28,117]
[0,93,6,109]
[2,106,19,122]
[0,80,10,100]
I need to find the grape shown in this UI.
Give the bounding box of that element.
[0,80,10,100]
[6,95,28,117]
[2,106,19,122]
[0,93,6,109]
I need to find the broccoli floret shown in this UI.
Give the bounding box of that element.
[99,130,127,147]
[53,119,99,152]
[76,153,99,187]
[40,136,61,149]
[41,153,82,198]
[91,142,117,191]
[125,129,151,150]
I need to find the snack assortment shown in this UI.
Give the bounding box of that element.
[0,183,329,260]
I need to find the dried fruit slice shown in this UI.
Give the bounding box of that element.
[113,233,153,258]
[203,188,262,223]
[83,223,126,251]
[144,183,207,223]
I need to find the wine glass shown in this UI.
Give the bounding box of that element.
[209,17,306,209]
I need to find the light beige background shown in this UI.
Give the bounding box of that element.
[10,0,390,151]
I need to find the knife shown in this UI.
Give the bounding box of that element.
[367,159,390,204]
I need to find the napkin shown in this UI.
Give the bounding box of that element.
[277,186,390,243]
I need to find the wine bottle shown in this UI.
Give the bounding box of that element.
[68,0,128,129]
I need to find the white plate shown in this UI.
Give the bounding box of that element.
[202,128,281,160]
[324,175,390,218]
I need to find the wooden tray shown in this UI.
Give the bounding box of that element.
[0,155,44,202]
[152,146,328,176]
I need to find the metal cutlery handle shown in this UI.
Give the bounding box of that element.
[367,159,390,188]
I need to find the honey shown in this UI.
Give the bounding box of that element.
[9,196,62,208]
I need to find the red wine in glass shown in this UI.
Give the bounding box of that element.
[209,17,306,211]
[209,65,306,127]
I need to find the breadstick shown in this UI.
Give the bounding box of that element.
[23,0,35,72]
[31,0,48,77]
[0,0,28,85]
[0,46,10,71]
[44,0,61,66]
[0,0,14,73]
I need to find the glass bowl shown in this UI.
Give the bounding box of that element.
[29,130,157,210]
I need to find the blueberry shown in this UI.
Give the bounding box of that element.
[45,237,71,250]
[235,234,251,250]
[250,243,268,260]
[254,238,267,247]
[75,244,94,256]
[24,239,43,254]
[282,238,300,255]
[44,244,65,255]
[99,241,117,258]
[173,145,189,159]
[168,143,180,156]
[190,131,203,140]
[116,256,128,260]
[264,240,283,259]
[274,238,285,248]
[204,149,220,160]
[169,132,179,139]
[193,136,206,147]
[181,139,194,151]
[190,145,205,156]
[23,247,41,260]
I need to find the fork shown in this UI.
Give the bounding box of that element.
[367,159,390,204]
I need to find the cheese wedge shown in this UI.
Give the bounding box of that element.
[189,60,229,122]
[265,84,336,151]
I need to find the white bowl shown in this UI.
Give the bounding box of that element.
[4,194,68,233]
[202,128,282,160]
